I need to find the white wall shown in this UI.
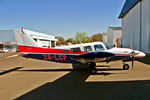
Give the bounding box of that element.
[106,27,122,47]
[113,30,122,46]
[37,39,50,47]
[107,28,113,46]
[102,34,107,43]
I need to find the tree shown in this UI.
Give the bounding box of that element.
[65,38,75,44]
[75,32,88,43]
[90,33,102,42]
[55,36,65,45]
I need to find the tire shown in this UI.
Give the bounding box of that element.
[90,67,97,74]
[72,63,89,70]
[90,62,96,67]
[123,64,129,70]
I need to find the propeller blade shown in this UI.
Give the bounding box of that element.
[132,55,134,69]
[131,50,135,69]
[130,45,138,69]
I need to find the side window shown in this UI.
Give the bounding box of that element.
[84,46,92,52]
[94,44,104,51]
[70,47,81,52]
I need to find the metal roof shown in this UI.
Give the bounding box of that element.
[119,0,140,18]
[24,29,55,38]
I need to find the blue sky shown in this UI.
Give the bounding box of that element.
[0,0,125,39]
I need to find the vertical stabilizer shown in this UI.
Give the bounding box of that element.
[14,27,38,47]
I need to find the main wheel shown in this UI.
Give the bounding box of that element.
[89,62,97,74]
[123,64,129,70]
[72,63,89,70]
[90,62,96,67]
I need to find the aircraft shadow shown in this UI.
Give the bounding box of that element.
[18,68,123,72]
[15,70,150,100]
[97,68,123,71]
[18,69,73,72]
[96,65,110,67]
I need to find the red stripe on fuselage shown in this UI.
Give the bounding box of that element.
[115,54,130,56]
[115,54,143,58]
[18,45,87,55]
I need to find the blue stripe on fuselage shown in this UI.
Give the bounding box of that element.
[24,53,76,63]
[23,53,135,64]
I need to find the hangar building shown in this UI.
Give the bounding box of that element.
[119,0,150,53]
[18,29,57,48]
[106,26,122,47]
[102,33,107,43]
[0,28,57,52]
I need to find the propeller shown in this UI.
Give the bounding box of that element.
[130,44,134,69]
[131,50,134,69]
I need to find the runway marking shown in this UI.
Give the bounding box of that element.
[0,67,23,76]
[5,55,18,59]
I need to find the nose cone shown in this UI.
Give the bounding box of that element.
[135,51,146,58]
[140,52,146,57]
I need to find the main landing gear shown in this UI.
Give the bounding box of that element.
[89,62,130,74]
[89,62,97,74]
[122,63,129,70]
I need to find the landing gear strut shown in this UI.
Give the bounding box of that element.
[89,62,97,74]
[123,63,129,70]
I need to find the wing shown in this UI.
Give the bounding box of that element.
[72,51,115,63]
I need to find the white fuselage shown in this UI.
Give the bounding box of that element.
[55,42,146,58]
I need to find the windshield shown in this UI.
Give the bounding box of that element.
[104,43,113,49]
[94,44,104,51]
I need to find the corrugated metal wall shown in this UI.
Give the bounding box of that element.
[0,30,16,42]
[121,0,150,53]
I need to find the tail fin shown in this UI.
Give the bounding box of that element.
[14,27,38,47]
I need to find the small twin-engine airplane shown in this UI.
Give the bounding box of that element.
[17,28,146,74]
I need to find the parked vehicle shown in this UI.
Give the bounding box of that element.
[0,48,9,53]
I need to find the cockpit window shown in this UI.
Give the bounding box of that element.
[104,43,113,49]
[84,46,92,52]
[70,47,81,52]
[94,44,104,51]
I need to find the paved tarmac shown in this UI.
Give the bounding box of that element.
[0,53,150,100]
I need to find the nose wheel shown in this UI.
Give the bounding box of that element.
[89,62,97,74]
[123,64,129,70]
